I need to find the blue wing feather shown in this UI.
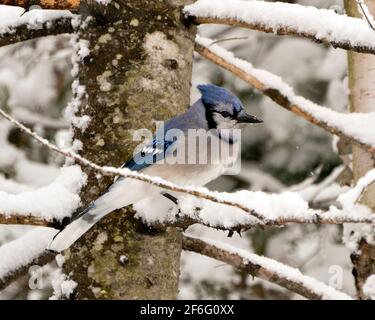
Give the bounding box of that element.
[106,137,175,189]
[121,137,175,172]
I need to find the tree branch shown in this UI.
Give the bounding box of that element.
[1,199,373,230]
[0,250,55,291]
[0,229,57,291]
[0,14,73,48]
[0,164,83,228]
[0,0,79,10]
[171,211,374,234]
[185,0,375,55]
[190,16,375,55]
[194,37,375,155]
[0,213,55,227]
[182,235,352,300]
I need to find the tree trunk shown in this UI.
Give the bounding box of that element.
[344,0,375,300]
[62,0,196,299]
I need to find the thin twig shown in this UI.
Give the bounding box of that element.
[209,36,248,47]
[357,0,375,32]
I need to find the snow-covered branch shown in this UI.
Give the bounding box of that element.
[138,189,374,234]
[185,0,375,55]
[0,228,56,290]
[0,165,85,225]
[0,0,79,10]
[171,208,374,233]
[1,190,373,229]
[182,235,352,300]
[1,107,374,231]
[0,214,54,227]
[0,8,74,48]
[195,37,375,154]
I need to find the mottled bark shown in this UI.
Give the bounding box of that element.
[344,0,375,300]
[62,0,196,299]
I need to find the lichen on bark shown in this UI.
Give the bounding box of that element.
[63,0,196,299]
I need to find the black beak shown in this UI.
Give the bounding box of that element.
[237,113,263,124]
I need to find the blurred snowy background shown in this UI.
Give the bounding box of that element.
[0,0,354,299]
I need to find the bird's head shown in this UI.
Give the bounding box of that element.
[197,84,263,129]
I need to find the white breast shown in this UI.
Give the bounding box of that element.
[142,133,240,186]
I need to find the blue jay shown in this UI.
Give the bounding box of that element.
[48,84,263,252]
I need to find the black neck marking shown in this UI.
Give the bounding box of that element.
[218,132,235,144]
[203,102,217,129]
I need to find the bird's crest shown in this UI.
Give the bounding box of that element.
[197,84,243,112]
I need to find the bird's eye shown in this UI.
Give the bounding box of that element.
[221,111,230,118]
